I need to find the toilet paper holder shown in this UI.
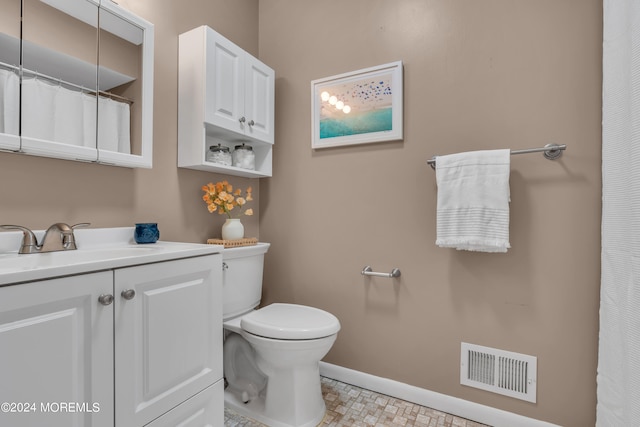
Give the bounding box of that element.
[361,265,401,278]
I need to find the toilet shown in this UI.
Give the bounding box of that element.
[222,243,340,427]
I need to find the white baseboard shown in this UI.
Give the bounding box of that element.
[319,362,560,427]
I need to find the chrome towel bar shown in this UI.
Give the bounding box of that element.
[361,266,401,278]
[427,143,567,170]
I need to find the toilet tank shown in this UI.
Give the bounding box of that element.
[222,242,270,321]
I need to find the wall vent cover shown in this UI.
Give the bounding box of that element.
[460,342,537,403]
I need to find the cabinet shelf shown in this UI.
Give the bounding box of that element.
[190,162,272,178]
[0,32,135,91]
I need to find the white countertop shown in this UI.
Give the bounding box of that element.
[0,227,223,286]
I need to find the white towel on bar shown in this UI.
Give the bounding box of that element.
[435,149,511,253]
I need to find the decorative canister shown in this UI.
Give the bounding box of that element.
[232,143,255,170]
[134,223,159,244]
[206,144,232,166]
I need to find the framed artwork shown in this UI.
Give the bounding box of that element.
[311,61,403,149]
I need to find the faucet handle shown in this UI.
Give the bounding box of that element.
[0,225,39,254]
[62,223,91,250]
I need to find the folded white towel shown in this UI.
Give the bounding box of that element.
[435,149,511,253]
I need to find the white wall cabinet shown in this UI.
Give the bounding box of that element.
[0,254,223,427]
[178,25,274,178]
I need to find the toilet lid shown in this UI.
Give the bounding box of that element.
[241,303,341,340]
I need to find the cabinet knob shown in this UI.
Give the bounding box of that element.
[248,120,255,127]
[239,116,246,124]
[121,289,136,300]
[98,294,114,306]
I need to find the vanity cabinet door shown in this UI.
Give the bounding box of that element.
[113,255,223,427]
[0,0,20,151]
[144,381,224,427]
[0,271,114,427]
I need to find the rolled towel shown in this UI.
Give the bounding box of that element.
[435,149,511,253]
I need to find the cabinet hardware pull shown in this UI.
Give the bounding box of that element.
[121,289,136,300]
[98,294,114,306]
[239,116,246,123]
[248,120,254,126]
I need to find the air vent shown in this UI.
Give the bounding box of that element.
[460,342,537,403]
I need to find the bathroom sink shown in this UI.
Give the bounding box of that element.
[0,245,161,274]
[0,227,223,286]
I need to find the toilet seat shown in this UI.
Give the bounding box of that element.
[240,303,341,340]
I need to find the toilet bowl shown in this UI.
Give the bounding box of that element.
[222,244,340,427]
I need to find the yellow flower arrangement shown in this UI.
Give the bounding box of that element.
[202,180,254,218]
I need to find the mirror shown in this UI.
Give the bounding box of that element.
[21,0,99,161]
[97,3,147,165]
[0,0,21,151]
[0,0,153,168]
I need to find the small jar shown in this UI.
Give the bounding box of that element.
[206,144,232,166]
[232,143,255,170]
[134,223,159,244]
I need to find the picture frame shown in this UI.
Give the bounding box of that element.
[311,61,403,149]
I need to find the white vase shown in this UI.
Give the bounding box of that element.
[222,218,244,240]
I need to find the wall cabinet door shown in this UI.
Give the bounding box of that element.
[205,29,245,135]
[0,272,114,427]
[96,1,154,168]
[244,54,275,144]
[0,0,21,151]
[205,29,273,144]
[113,255,223,427]
[20,0,100,162]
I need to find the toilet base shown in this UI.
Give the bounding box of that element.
[224,389,326,427]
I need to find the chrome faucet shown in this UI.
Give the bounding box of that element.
[0,223,90,254]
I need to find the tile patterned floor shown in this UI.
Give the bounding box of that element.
[224,377,491,427]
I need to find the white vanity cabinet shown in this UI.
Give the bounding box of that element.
[178,25,274,178]
[0,254,223,427]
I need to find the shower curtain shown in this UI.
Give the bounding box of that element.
[598,0,640,425]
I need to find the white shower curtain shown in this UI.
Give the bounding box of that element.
[18,76,131,152]
[0,69,19,135]
[598,0,640,425]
